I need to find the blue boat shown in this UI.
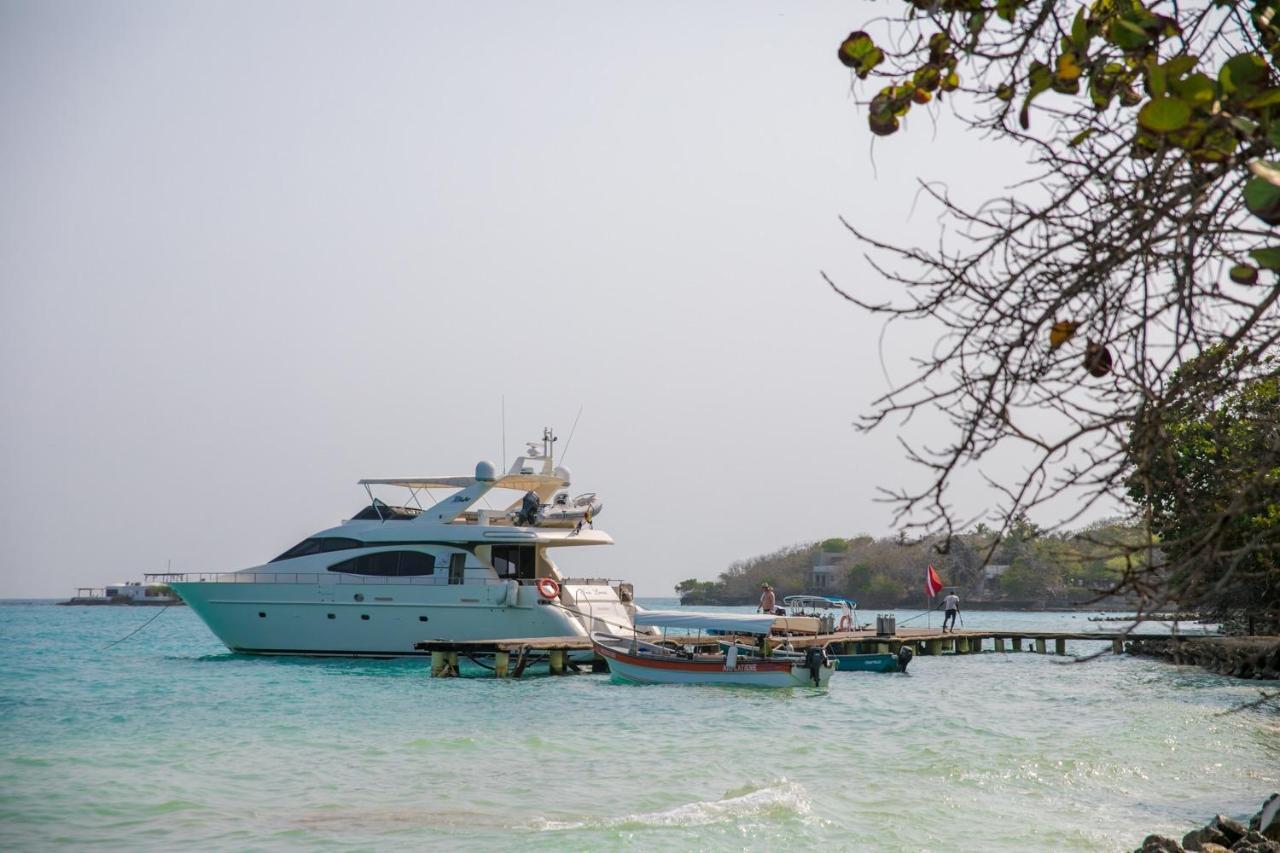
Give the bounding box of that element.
[830,649,912,673]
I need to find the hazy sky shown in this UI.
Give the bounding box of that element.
[2,1,1043,597]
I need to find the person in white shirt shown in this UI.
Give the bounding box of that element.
[942,592,960,632]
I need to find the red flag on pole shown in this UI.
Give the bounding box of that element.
[925,564,943,597]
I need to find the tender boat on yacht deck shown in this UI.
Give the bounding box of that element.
[169,430,636,657]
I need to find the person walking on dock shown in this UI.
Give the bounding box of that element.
[942,591,960,633]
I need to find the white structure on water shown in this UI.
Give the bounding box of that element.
[169,430,636,657]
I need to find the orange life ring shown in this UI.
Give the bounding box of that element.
[536,578,560,600]
[838,614,853,632]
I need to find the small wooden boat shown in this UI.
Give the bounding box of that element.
[718,640,913,673]
[592,611,834,688]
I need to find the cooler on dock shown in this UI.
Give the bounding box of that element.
[876,614,896,636]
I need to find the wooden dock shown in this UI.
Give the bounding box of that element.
[414,628,1140,677]
[414,637,597,677]
[780,627,1133,658]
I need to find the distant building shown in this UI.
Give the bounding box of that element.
[810,553,846,590]
[984,564,1011,580]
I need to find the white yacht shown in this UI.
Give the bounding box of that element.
[169,431,637,657]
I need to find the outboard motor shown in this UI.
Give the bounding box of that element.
[897,645,914,673]
[515,491,540,527]
[805,646,827,686]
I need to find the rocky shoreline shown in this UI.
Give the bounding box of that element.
[1136,794,1280,852]
[1125,637,1280,681]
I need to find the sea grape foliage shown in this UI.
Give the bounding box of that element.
[829,0,1280,619]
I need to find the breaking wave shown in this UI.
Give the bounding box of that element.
[536,779,812,831]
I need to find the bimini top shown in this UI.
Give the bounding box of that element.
[359,472,567,492]
[633,610,780,635]
[783,595,857,609]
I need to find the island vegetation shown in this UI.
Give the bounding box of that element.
[676,517,1147,609]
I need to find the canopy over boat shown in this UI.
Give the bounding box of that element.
[783,595,857,609]
[634,610,779,635]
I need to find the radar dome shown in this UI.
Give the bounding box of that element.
[475,460,496,482]
[553,465,572,486]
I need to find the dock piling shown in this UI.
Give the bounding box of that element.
[1034,638,1047,655]
[995,637,1006,653]
[494,651,510,678]
[1054,638,1066,656]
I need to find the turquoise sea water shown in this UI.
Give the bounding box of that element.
[1,601,1276,851]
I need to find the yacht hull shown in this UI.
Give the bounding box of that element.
[172,581,610,657]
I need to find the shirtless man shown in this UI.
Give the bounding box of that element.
[758,583,777,614]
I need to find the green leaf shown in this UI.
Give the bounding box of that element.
[1147,62,1167,97]
[996,82,1015,101]
[1243,87,1280,109]
[1230,264,1259,285]
[1220,53,1269,99]
[1137,96,1192,133]
[1170,72,1217,108]
[1250,247,1280,270]
[1189,126,1238,162]
[1070,127,1095,147]
[1019,60,1052,129]
[1108,17,1151,49]
[838,32,885,79]
[914,65,941,92]
[1244,176,1280,225]
[1163,55,1197,79]
[1070,8,1089,50]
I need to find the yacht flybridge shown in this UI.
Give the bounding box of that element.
[169,430,636,657]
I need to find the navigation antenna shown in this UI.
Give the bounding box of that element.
[542,426,558,467]
[559,406,584,468]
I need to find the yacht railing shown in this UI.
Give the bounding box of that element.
[162,572,499,586]
[162,573,622,586]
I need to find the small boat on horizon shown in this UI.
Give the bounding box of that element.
[60,577,184,606]
[592,610,835,688]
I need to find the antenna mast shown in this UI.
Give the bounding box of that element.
[560,406,584,468]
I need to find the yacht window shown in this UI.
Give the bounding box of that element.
[272,537,363,562]
[327,551,436,577]
[448,553,466,585]
[491,545,536,580]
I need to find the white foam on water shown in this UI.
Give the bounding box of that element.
[536,779,812,831]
